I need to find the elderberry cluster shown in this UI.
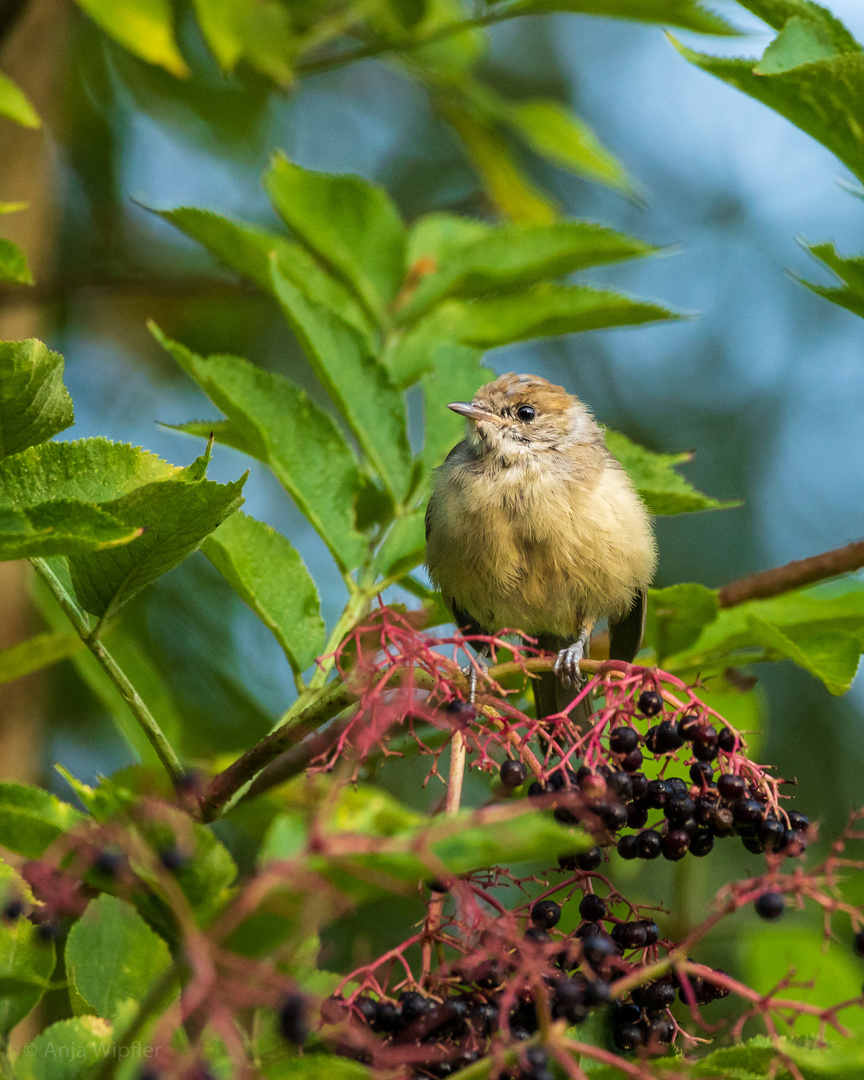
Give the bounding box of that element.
[509,689,810,865]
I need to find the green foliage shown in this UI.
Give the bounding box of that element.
[604,430,739,515]
[797,241,864,319]
[0,630,83,685]
[674,1,864,185]
[67,471,246,620]
[0,237,32,285]
[0,341,74,459]
[65,894,173,1020]
[0,782,86,859]
[72,0,189,77]
[505,0,737,34]
[202,511,325,674]
[0,860,56,1036]
[17,1016,114,1080]
[0,71,40,128]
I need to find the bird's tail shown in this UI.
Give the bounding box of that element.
[534,635,593,731]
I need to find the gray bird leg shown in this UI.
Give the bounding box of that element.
[466,655,489,704]
[554,626,590,689]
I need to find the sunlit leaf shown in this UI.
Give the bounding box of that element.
[605,430,740,515]
[264,155,407,321]
[73,0,190,77]
[0,237,32,285]
[396,221,659,322]
[0,782,86,859]
[673,2,864,184]
[270,262,414,501]
[153,207,375,344]
[0,859,55,1036]
[504,97,639,197]
[203,511,325,673]
[192,0,296,84]
[443,284,680,348]
[505,0,737,34]
[152,327,369,571]
[68,472,246,620]
[646,583,720,661]
[66,895,173,1020]
[439,102,558,224]
[0,340,74,458]
[17,1017,113,1080]
[0,71,40,128]
[0,631,83,685]
[797,240,864,320]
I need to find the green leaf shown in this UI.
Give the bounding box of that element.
[406,212,490,268]
[439,102,559,225]
[396,221,660,323]
[0,340,74,458]
[262,795,592,905]
[797,241,864,320]
[742,926,864,1038]
[17,1017,113,1080]
[0,71,40,128]
[0,501,143,560]
[68,472,246,620]
[502,97,639,198]
[505,0,738,34]
[0,782,86,859]
[152,327,368,572]
[270,262,414,502]
[673,10,864,185]
[0,237,32,285]
[133,807,238,925]
[0,437,179,505]
[665,580,864,692]
[0,631,83,684]
[73,0,190,77]
[447,284,680,347]
[0,859,56,1036]
[192,0,296,84]
[646,583,720,661]
[264,1056,373,1080]
[264,154,407,320]
[65,895,173,1020]
[605,429,740,515]
[744,614,861,695]
[202,511,325,673]
[153,207,375,344]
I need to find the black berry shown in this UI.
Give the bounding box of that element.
[576,847,603,871]
[717,774,747,802]
[279,994,309,1043]
[755,892,785,921]
[640,920,660,946]
[609,726,640,754]
[655,719,684,752]
[637,830,663,860]
[579,893,607,922]
[717,727,738,753]
[613,1022,645,1051]
[611,921,648,950]
[638,690,663,716]
[621,749,644,773]
[617,834,639,860]
[854,930,864,957]
[662,829,690,861]
[531,899,561,929]
[689,830,714,857]
[690,761,714,786]
[499,760,527,788]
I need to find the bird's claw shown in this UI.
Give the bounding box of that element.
[462,658,488,704]
[555,641,585,690]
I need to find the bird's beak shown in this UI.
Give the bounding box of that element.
[448,401,503,426]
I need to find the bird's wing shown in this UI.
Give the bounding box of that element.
[608,588,647,663]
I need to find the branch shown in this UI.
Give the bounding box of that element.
[718,539,864,609]
[30,558,184,786]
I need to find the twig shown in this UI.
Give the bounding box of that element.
[30,557,184,786]
[718,539,864,608]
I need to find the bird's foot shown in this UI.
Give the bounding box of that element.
[462,657,488,704]
[554,628,590,689]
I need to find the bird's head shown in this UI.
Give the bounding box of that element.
[449,373,599,461]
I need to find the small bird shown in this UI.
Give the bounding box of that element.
[425,373,656,720]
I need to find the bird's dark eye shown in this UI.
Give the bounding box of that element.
[516,405,536,422]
